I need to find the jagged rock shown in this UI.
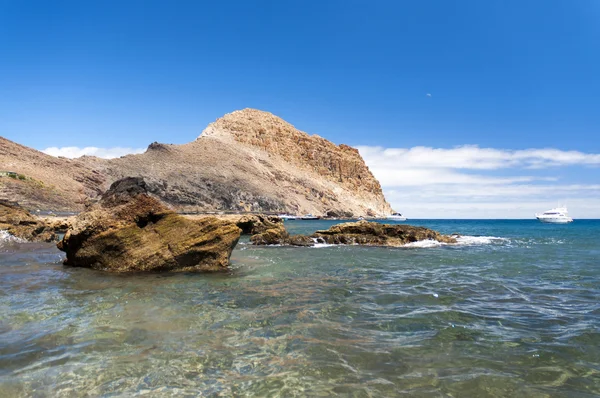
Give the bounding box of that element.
[0,199,57,242]
[235,214,283,234]
[250,228,315,246]
[245,215,290,245]
[287,234,315,247]
[312,221,456,246]
[250,227,289,245]
[57,178,241,272]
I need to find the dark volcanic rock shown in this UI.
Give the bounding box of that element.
[0,199,57,242]
[100,177,150,206]
[57,178,241,272]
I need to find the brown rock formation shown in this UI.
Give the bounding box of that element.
[251,220,456,247]
[185,213,285,236]
[312,221,456,246]
[249,227,290,245]
[57,178,241,272]
[0,199,57,242]
[1,108,393,217]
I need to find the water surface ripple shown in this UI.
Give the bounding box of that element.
[1,220,599,397]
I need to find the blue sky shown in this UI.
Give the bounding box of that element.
[1,0,599,218]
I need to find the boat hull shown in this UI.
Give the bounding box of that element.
[279,215,297,220]
[386,217,407,221]
[536,217,573,224]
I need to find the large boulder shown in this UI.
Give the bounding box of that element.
[312,220,456,246]
[57,177,241,272]
[0,199,57,242]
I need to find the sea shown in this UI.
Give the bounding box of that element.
[0,219,599,397]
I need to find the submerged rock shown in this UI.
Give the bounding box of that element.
[312,220,456,246]
[57,177,241,272]
[0,199,57,242]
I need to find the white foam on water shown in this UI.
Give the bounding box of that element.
[312,243,336,248]
[454,235,509,245]
[403,239,443,248]
[310,238,336,248]
[0,230,24,243]
[402,235,509,248]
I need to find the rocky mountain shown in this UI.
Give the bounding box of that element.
[0,109,393,217]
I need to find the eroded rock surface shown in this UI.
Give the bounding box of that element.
[251,220,456,247]
[312,221,456,246]
[0,199,57,242]
[234,214,284,235]
[57,178,241,272]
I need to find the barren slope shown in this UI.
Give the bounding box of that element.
[0,137,105,211]
[1,109,393,216]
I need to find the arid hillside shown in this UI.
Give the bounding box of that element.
[0,109,393,217]
[0,137,104,211]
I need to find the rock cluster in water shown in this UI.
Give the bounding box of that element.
[0,199,58,242]
[57,177,241,272]
[251,220,456,247]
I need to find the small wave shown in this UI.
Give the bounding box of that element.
[454,235,509,245]
[402,235,508,248]
[311,238,336,248]
[403,239,443,248]
[0,230,24,243]
[312,243,336,248]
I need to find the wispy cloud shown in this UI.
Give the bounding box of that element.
[42,146,145,159]
[358,145,600,218]
[357,145,600,172]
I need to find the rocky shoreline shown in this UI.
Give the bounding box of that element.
[1,177,456,273]
[250,219,456,247]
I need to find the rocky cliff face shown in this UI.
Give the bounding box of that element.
[200,109,387,205]
[195,109,392,216]
[0,109,393,217]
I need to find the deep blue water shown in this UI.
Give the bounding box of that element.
[1,220,599,397]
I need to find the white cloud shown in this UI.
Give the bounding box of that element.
[357,145,600,172]
[358,145,600,218]
[42,146,145,159]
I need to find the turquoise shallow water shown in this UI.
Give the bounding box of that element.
[1,220,599,397]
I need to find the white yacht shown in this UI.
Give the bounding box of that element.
[300,214,320,220]
[278,214,297,220]
[535,207,573,224]
[387,212,407,221]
